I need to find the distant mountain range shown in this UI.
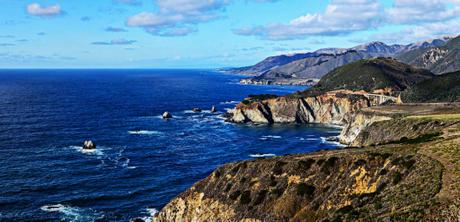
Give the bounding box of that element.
[398,36,460,74]
[226,36,454,85]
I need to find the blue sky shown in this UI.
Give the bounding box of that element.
[0,0,459,68]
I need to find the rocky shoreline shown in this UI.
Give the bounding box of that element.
[153,101,460,221]
[151,78,460,221]
[152,57,460,221]
[239,78,319,86]
[226,90,396,126]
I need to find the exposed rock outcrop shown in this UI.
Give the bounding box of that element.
[340,104,460,147]
[227,91,395,125]
[162,112,172,119]
[83,140,96,150]
[155,148,444,221]
[155,105,460,222]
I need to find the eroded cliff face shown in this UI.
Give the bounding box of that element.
[155,149,444,222]
[227,91,393,125]
[338,111,392,145]
[340,104,460,147]
[154,105,460,222]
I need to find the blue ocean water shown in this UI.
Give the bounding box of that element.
[0,69,342,221]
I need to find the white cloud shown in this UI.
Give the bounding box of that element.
[92,39,137,45]
[234,0,383,40]
[372,18,460,43]
[27,3,62,16]
[127,0,228,36]
[387,0,460,24]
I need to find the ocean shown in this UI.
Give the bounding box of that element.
[0,69,342,221]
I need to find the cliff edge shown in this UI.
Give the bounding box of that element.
[155,105,460,221]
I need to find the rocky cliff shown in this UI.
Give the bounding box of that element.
[155,150,443,222]
[227,91,395,125]
[154,105,460,222]
[339,104,460,147]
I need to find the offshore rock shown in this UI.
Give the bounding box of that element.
[162,112,172,119]
[192,108,202,113]
[211,106,217,113]
[83,140,96,150]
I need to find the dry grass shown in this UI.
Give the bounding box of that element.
[406,114,460,121]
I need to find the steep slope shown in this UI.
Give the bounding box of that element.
[155,108,460,222]
[226,52,319,76]
[398,35,460,74]
[255,50,372,81]
[235,37,450,85]
[310,58,434,94]
[227,91,384,125]
[401,71,460,102]
[229,58,433,125]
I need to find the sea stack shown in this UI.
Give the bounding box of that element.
[192,108,202,113]
[211,106,217,113]
[83,140,96,150]
[162,112,172,119]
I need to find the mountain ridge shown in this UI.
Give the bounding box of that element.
[398,35,460,74]
[227,36,452,85]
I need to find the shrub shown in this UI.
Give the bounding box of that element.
[296,183,316,196]
[240,190,252,204]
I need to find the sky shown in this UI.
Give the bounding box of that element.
[0,0,459,68]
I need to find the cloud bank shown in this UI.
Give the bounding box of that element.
[234,0,460,40]
[27,3,62,16]
[126,0,229,36]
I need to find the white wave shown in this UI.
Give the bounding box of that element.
[299,137,318,141]
[70,146,104,156]
[250,153,276,158]
[260,135,282,140]
[119,157,137,169]
[143,208,159,222]
[323,124,344,129]
[128,130,162,135]
[320,137,346,147]
[320,137,327,143]
[41,204,101,222]
[220,101,239,105]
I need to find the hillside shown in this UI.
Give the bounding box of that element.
[401,71,460,102]
[398,35,460,74]
[228,52,318,76]
[232,37,450,85]
[156,105,460,221]
[255,50,372,81]
[301,58,434,95]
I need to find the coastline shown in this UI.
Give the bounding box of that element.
[154,102,460,221]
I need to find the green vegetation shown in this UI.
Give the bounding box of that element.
[296,183,315,196]
[241,94,278,105]
[291,57,433,97]
[401,71,460,102]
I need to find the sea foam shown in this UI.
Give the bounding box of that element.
[41,204,102,222]
[249,153,276,158]
[70,146,104,156]
[128,130,162,135]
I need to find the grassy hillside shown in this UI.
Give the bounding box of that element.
[401,71,460,102]
[293,58,433,97]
